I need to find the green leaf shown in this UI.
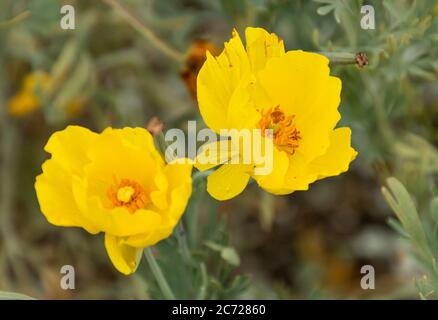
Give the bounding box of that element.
[205,241,241,266]
[382,177,433,261]
[387,217,408,238]
[317,4,335,16]
[221,247,240,266]
[48,54,91,122]
[430,197,438,223]
[49,39,80,96]
[204,240,224,252]
[0,291,36,300]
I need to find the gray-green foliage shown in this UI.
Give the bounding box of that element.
[382,177,438,299]
[2,0,438,299]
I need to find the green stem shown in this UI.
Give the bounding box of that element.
[362,73,394,144]
[155,132,169,156]
[186,170,211,249]
[0,10,31,29]
[186,175,207,248]
[0,56,22,262]
[259,190,275,231]
[320,52,356,65]
[102,0,184,63]
[143,248,176,300]
[319,52,368,67]
[197,263,208,300]
[192,170,212,182]
[175,221,194,266]
[0,291,36,300]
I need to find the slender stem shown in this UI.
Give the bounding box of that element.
[0,10,31,29]
[102,0,184,62]
[143,248,176,300]
[155,132,169,156]
[192,170,212,182]
[197,263,208,300]
[175,221,194,265]
[0,121,20,255]
[187,171,208,248]
[362,73,394,144]
[319,51,368,67]
[0,291,36,300]
[0,57,21,259]
[320,52,356,65]
[259,190,275,231]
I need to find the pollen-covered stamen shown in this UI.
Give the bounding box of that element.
[108,179,148,213]
[257,105,301,155]
[117,186,135,203]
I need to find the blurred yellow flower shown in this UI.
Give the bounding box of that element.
[195,27,357,200]
[35,126,192,275]
[7,72,50,117]
[7,71,83,118]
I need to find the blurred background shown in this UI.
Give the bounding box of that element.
[1,0,438,299]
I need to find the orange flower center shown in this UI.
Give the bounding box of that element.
[258,106,301,155]
[107,179,149,213]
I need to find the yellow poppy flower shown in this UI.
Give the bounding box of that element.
[35,126,192,275]
[7,71,84,118]
[8,72,50,117]
[195,27,357,200]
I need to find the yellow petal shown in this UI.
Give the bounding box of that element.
[308,127,357,178]
[195,139,238,172]
[45,125,97,174]
[105,234,142,275]
[71,176,163,237]
[197,29,250,133]
[83,127,163,202]
[124,226,173,248]
[90,200,163,237]
[256,153,315,195]
[245,27,285,73]
[258,51,341,161]
[77,159,191,238]
[73,177,173,241]
[207,163,252,200]
[164,159,193,221]
[35,126,99,233]
[7,91,40,117]
[150,171,169,210]
[272,128,357,195]
[226,75,260,130]
[24,71,50,91]
[278,152,317,194]
[93,127,164,172]
[35,160,99,234]
[253,146,289,191]
[124,159,192,248]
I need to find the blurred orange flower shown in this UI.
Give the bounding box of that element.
[181,40,221,100]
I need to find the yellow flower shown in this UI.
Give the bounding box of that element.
[8,72,50,117]
[7,71,83,118]
[195,27,357,200]
[35,126,193,275]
